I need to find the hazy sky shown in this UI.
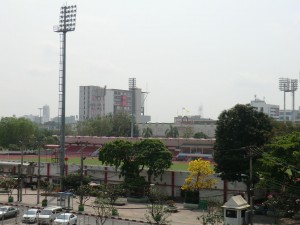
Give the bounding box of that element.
[1,1,300,122]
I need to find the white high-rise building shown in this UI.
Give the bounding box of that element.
[79,85,150,123]
[42,105,50,124]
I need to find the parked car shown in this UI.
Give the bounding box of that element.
[0,206,19,219]
[53,213,77,225]
[38,206,63,225]
[22,208,41,223]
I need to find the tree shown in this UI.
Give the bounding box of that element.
[76,112,139,137]
[62,173,90,191]
[75,185,92,209]
[181,159,216,192]
[165,125,179,138]
[214,104,272,182]
[256,132,300,199]
[142,127,153,138]
[182,126,194,138]
[99,139,172,195]
[92,190,114,225]
[0,177,17,199]
[193,132,209,139]
[197,200,224,225]
[0,117,38,148]
[136,139,172,181]
[145,185,171,225]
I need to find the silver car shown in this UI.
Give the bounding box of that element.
[0,206,19,219]
[53,213,77,225]
[22,208,41,223]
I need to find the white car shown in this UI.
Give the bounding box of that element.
[53,213,77,225]
[22,208,41,224]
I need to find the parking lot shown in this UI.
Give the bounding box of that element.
[0,189,293,225]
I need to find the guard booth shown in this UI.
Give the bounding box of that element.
[222,195,250,225]
[57,192,73,211]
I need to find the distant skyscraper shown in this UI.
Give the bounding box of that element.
[42,105,50,124]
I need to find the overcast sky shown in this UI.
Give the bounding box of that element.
[1,1,300,123]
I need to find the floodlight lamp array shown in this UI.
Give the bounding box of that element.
[279,77,298,92]
[55,5,77,32]
[290,79,298,91]
[129,78,136,89]
[279,78,290,92]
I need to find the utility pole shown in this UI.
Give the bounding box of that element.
[36,138,43,205]
[80,142,87,186]
[245,146,262,225]
[249,148,253,225]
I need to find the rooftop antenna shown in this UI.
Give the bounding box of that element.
[54,4,77,190]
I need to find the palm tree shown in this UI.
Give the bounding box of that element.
[142,127,153,138]
[165,125,179,138]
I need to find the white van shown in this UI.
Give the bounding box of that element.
[38,206,63,225]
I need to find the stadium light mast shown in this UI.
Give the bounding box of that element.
[279,78,298,124]
[279,78,289,123]
[129,78,136,137]
[54,4,77,190]
[290,79,298,123]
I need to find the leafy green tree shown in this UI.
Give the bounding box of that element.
[99,139,172,194]
[91,116,113,136]
[142,126,153,138]
[0,117,38,148]
[193,132,209,139]
[75,184,92,208]
[110,112,131,136]
[0,177,17,198]
[182,126,194,138]
[76,112,139,137]
[62,173,90,191]
[99,140,139,181]
[76,120,94,136]
[257,132,300,197]
[136,139,172,180]
[271,119,300,137]
[214,104,272,182]
[165,125,179,138]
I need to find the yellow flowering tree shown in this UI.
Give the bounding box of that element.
[182,159,216,191]
[182,159,217,204]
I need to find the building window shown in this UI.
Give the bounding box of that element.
[226,209,237,218]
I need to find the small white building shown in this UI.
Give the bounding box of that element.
[222,195,250,225]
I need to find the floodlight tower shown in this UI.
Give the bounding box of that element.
[129,78,136,137]
[290,79,298,123]
[279,78,298,123]
[279,78,289,122]
[54,4,77,190]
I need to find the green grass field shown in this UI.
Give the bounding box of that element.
[1,155,189,171]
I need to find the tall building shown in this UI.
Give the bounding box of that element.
[42,105,50,124]
[250,97,279,120]
[79,85,151,123]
